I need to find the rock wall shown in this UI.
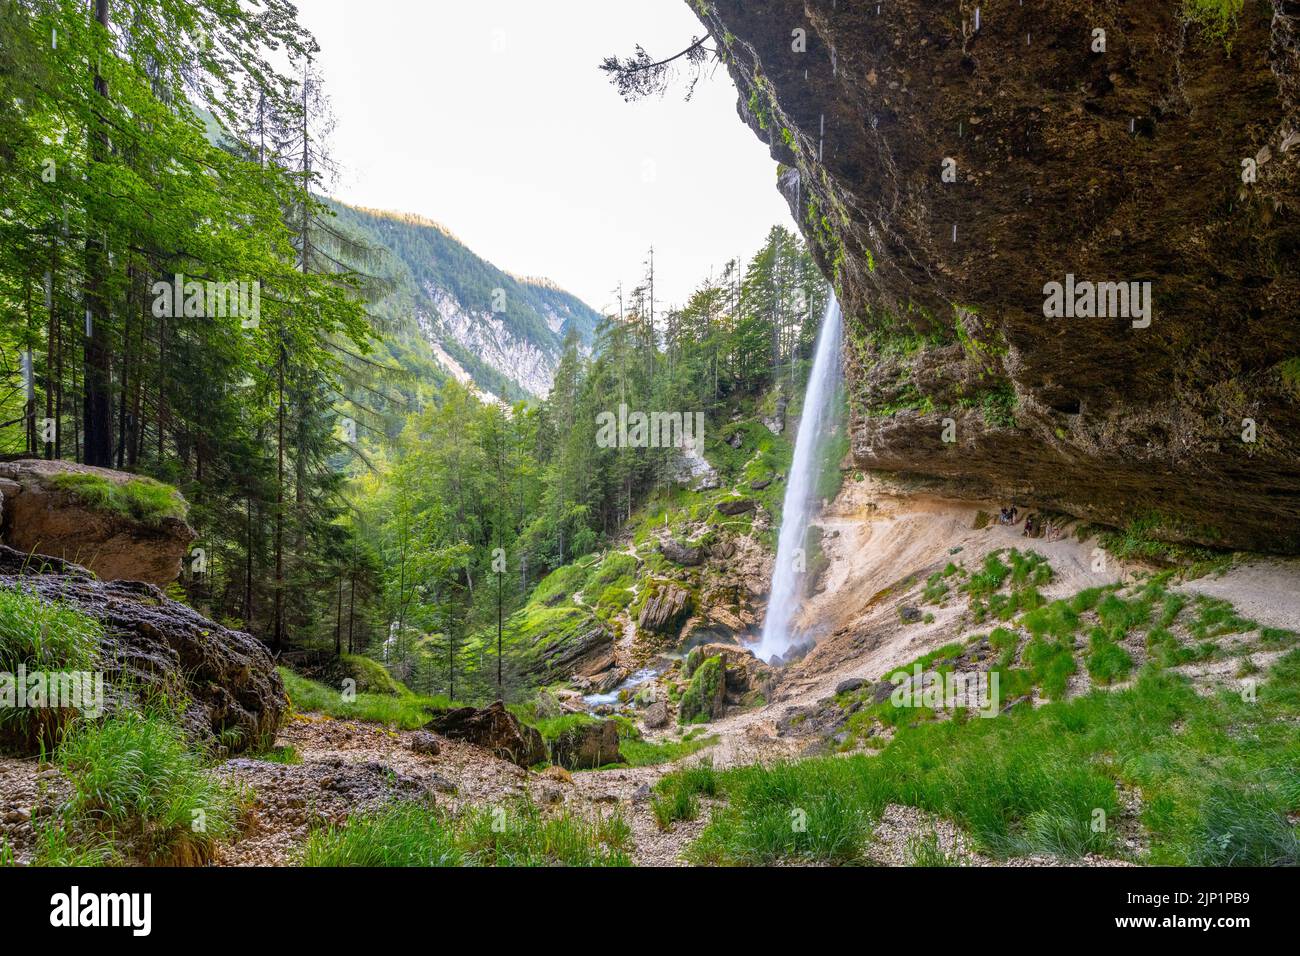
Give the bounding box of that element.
[690,0,1300,552]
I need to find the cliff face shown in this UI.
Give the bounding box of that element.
[691,0,1300,552]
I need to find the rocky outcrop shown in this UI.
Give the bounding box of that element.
[0,545,283,754]
[690,0,1300,552]
[694,642,777,707]
[424,700,547,767]
[679,653,726,723]
[0,460,194,586]
[659,538,704,566]
[638,583,692,633]
[715,497,757,517]
[549,719,624,769]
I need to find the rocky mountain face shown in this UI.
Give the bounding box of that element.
[328,201,603,400]
[690,0,1300,552]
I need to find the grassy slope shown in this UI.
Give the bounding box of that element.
[656,556,1300,866]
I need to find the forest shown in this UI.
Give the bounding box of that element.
[0,0,825,702]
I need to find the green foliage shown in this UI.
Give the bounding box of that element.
[1021,600,1079,641]
[56,710,242,865]
[302,799,632,867]
[0,584,102,753]
[280,667,451,729]
[1087,628,1135,685]
[680,650,1300,865]
[651,761,719,829]
[49,473,187,525]
[1184,0,1245,44]
[619,732,718,769]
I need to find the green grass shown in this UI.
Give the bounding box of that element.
[618,732,718,769]
[55,709,242,865]
[280,667,452,729]
[1022,634,1077,700]
[1187,596,1253,641]
[0,584,103,753]
[49,472,188,526]
[651,761,719,830]
[302,799,632,866]
[1087,628,1135,685]
[684,758,882,864]
[670,651,1300,865]
[905,828,966,867]
[252,745,301,765]
[1021,600,1079,641]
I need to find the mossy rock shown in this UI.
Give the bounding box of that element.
[679,655,725,724]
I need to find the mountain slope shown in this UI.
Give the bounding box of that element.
[327,200,603,400]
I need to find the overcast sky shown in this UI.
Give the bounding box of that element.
[296,0,795,314]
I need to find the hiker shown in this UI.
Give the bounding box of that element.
[1023,514,1036,537]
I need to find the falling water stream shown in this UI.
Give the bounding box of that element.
[752,295,844,663]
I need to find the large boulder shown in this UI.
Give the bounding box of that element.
[425,700,547,768]
[695,642,777,706]
[715,497,757,516]
[0,545,283,754]
[0,460,194,587]
[549,719,624,770]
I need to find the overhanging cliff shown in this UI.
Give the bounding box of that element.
[689,0,1300,552]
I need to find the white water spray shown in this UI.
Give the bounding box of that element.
[753,295,844,663]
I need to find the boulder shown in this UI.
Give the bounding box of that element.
[641,699,670,729]
[659,539,704,567]
[835,677,868,696]
[425,700,546,768]
[408,732,442,757]
[549,719,624,770]
[694,642,776,706]
[0,545,283,754]
[0,460,195,587]
[678,653,726,724]
[715,497,757,516]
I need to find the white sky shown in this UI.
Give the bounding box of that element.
[296,0,794,314]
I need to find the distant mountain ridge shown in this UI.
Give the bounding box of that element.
[326,200,602,400]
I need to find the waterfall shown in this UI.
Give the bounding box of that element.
[753,295,844,663]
